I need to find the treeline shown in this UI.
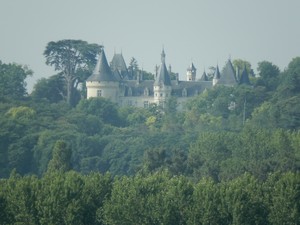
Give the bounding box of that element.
[0,171,299,225]
[1,95,300,180]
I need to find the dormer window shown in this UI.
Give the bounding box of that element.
[128,87,132,96]
[144,88,149,96]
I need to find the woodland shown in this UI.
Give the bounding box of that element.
[0,40,300,224]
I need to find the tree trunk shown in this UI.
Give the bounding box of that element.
[66,75,73,106]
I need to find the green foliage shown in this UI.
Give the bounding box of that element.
[47,140,72,173]
[256,61,280,90]
[232,58,254,77]
[76,97,121,126]
[44,40,102,106]
[0,170,300,224]
[31,74,65,103]
[0,60,32,100]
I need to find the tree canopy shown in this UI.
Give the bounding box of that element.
[0,60,32,100]
[44,40,102,106]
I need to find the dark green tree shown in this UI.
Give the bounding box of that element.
[232,59,254,77]
[0,61,33,100]
[31,74,65,103]
[76,97,121,126]
[128,57,139,79]
[256,61,280,90]
[47,140,72,173]
[44,39,102,106]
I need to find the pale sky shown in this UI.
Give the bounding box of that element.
[1,0,300,92]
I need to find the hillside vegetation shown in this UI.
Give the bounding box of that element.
[1,48,300,224]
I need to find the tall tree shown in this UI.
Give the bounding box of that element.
[44,40,102,106]
[47,140,72,173]
[0,61,33,100]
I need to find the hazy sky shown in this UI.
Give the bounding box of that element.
[1,0,300,92]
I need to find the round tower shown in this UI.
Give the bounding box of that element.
[212,65,221,86]
[86,49,119,103]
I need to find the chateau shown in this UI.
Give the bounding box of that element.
[86,48,250,109]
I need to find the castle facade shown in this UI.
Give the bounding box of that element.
[86,49,249,109]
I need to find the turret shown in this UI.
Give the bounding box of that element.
[153,49,172,106]
[239,65,251,85]
[186,63,196,81]
[86,48,119,103]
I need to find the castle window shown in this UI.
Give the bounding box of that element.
[182,88,187,97]
[128,87,132,96]
[144,101,149,108]
[160,93,163,97]
[97,90,102,97]
[144,88,149,96]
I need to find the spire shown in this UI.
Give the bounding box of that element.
[191,63,196,71]
[161,48,166,64]
[200,70,208,81]
[155,49,171,86]
[213,65,221,79]
[87,48,119,82]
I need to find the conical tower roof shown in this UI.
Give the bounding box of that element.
[218,59,237,85]
[213,65,221,79]
[188,63,196,71]
[154,49,171,86]
[200,70,208,81]
[110,53,129,79]
[87,49,119,82]
[239,66,251,85]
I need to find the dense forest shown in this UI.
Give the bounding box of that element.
[1,39,300,224]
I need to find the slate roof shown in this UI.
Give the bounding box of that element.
[122,80,154,96]
[188,63,196,71]
[239,66,251,85]
[214,65,221,79]
[171,80,212,97]
[87,49,119,82]
[199,71,208,81]
[218,59,237,85]
[110,53,130,79]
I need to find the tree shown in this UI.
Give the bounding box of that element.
[0,61,33,100]
[76,97,121,126]
[232,59,254,78]
[128,57,139,79]
[47,140,72,173]
[44,40,102,106]
[31,74,65,103]
[257,61,280,90]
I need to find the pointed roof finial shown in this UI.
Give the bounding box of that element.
[161,46,166,64]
